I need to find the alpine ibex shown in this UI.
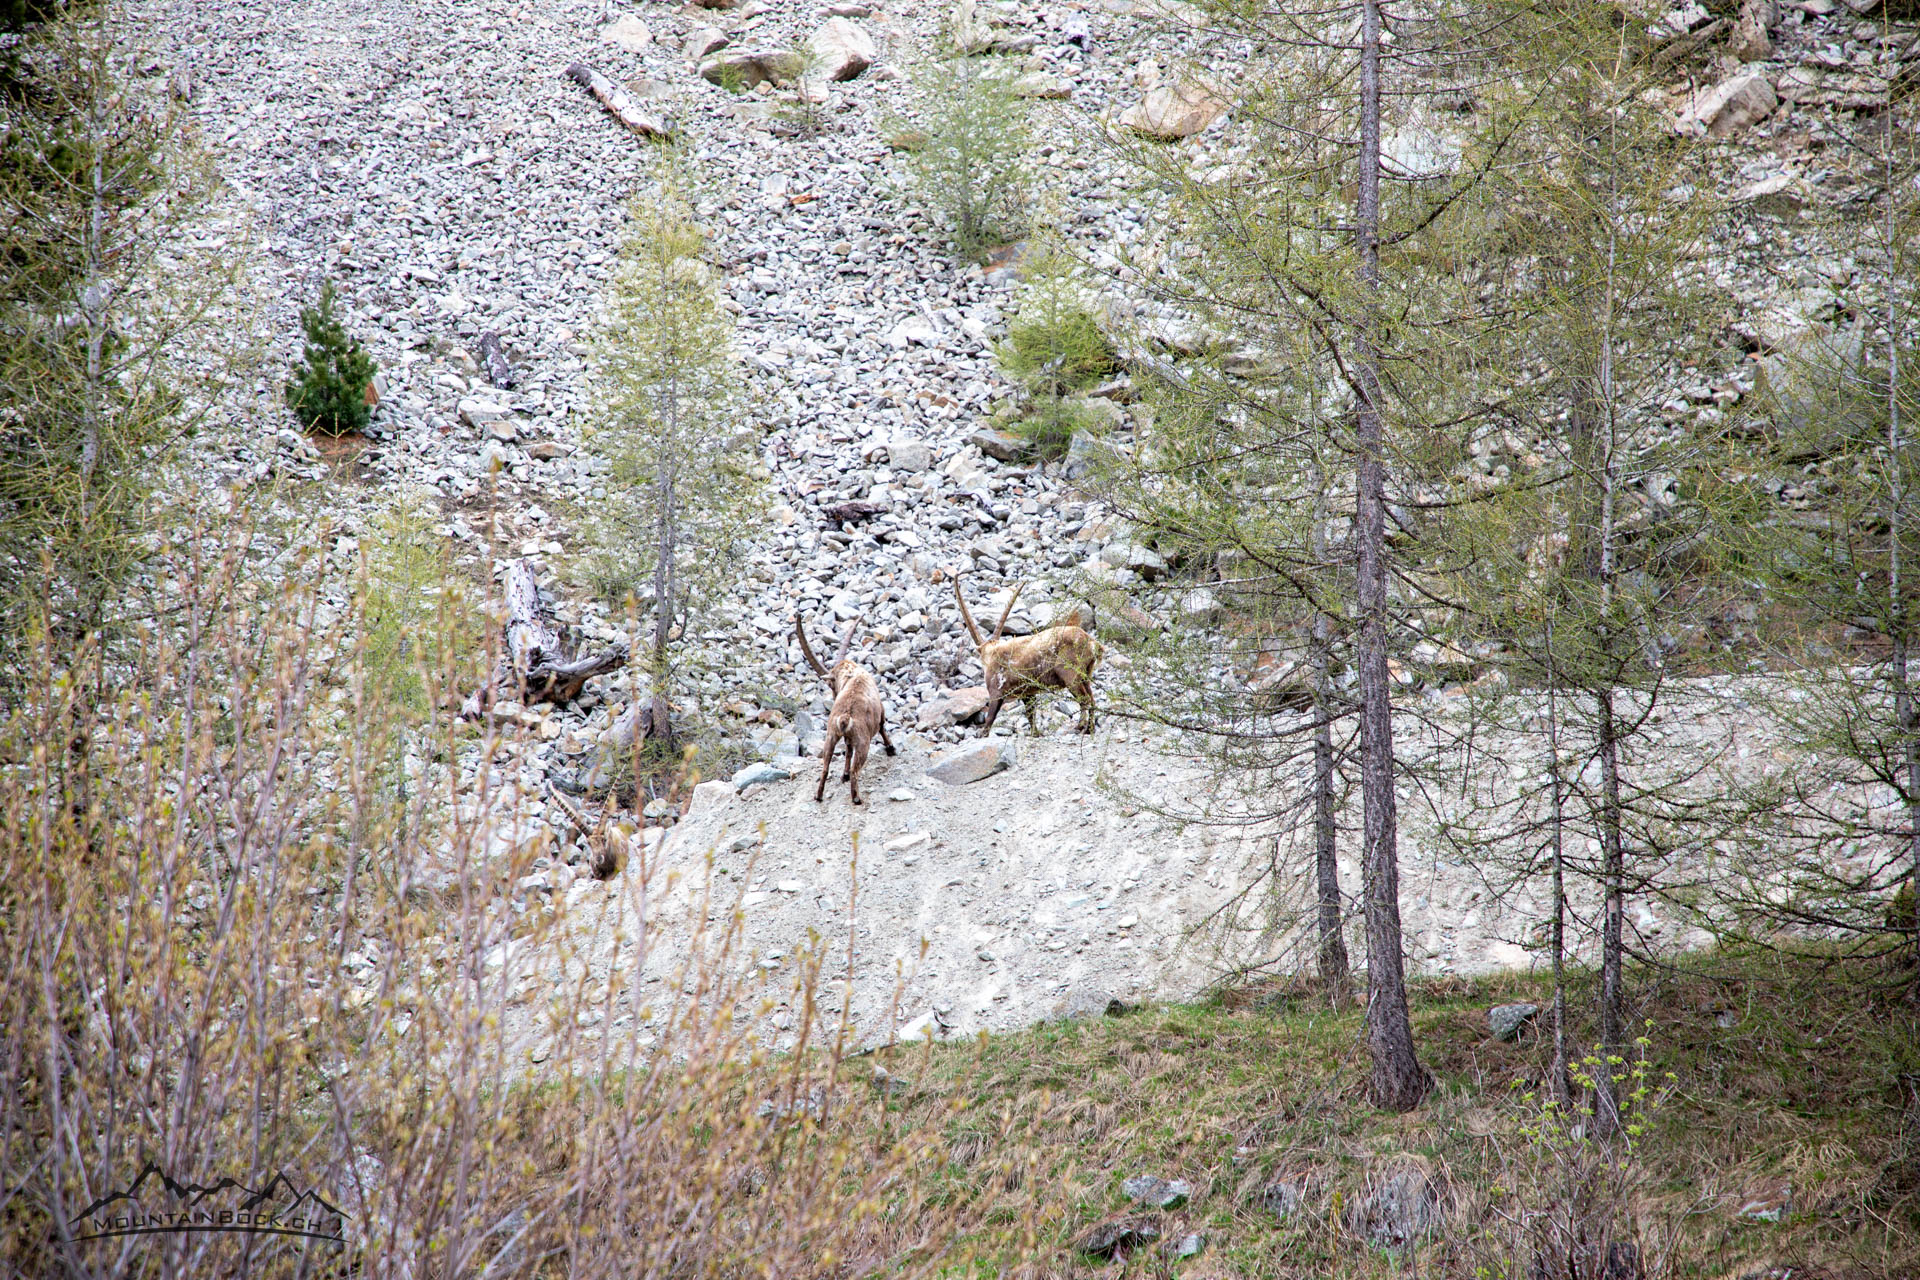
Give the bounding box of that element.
[546,786,628,880]
[953,577,1102,735]
[796,615,895,805]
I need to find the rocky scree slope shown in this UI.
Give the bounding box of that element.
[124,0,1920,1051]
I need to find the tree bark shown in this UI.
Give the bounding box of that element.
[1545,619,1572,1106]
[1309,462,1350,1001]
[1593,684,1626,1138]
[461,558,627,719]
[1353,0,1431,1113]
[1882,94,1920,976]
[565,63,671,139]
[478,330,514,390]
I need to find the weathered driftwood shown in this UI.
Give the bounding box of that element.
[822,499,887,531]
[461,559,627,719]
[565,62,671,139]
[478,330,514,389]
[600,695,673,753]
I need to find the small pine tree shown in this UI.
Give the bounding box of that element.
[285,281,375,435]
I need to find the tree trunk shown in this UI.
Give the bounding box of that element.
[1311,627,1349,1002]
[1309,461,1350,1002]
[478,330,514,389]
[1592,683,1627,1139]
[565,62,671,139]
[1546,619,1572,1105]
[1353,0,1431,1113]
[461,559,627,719]
[1882,95,1920,976]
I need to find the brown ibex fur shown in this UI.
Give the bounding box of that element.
[546,786,628,880]
[796,615,895,805]
[954,578,1102,735]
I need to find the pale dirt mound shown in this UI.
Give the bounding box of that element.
[489,716,1624,1066]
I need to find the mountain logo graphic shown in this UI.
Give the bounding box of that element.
[68,1161,349,1245]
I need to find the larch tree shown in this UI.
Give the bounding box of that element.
[1723,26,1920,975]
[586,179,764,758]
[1092,0,1581,1108]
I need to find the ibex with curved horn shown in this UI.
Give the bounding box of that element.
[954,576,1102,735]
[795,614,895,805]
[546,785,628,880]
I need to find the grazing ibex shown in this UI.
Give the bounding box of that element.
[796,615,895,805]
[954,577,1102,735]
[546,786,628,880]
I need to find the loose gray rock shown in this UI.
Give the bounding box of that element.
[1350,1164,1444,1251]
[1162,1232,1206,1260]
[1681,72,1777,138]
[1121,1175,1192,1209]
[732,760,794,793]
[1053,986,1131,1021]
[1075,1217,1159,1259]
[1260,1178,1305,1220]
[926,739,1015,784]
[686,27,730,59]
[883,437,933,472]
[599,15,652,54]
[970,427,1033,462]
[1119,81,1227,139]
[916,685,989,730]
[1488,1002,1540,1042]
[805,18,875,82]
[699,50,803,89]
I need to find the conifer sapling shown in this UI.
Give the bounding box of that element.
[285,280,375,436]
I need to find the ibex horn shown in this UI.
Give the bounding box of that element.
[990,582,1025,643]
[794,615,827,677]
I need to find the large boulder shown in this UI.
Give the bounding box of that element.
[686,26,730,59]
[916,685,989,730]
[1487,1002,1540,1042]
[699,49,804,89]
[1679,72,1776,138]
[1118,81,1227,139]
[970,428,1033,463]
[1349,1161,1445,1251]
[806,18,874,82]
[600,15,652,53]
[926,739,1016,785]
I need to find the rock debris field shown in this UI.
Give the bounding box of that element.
[124,0,1917,1058]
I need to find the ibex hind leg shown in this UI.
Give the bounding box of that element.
[878,712,896,757]
[1025,697,1040,735]
[815,731,842,802]
[1072,677,1096,733]
[848,737,871,805]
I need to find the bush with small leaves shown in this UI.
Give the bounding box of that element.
[901,57,1027,261]
[285,280,375,435]
[996,249,1116,458]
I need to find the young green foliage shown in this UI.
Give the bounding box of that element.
[995,246,1118,459]
[1717,52,1920,969]
[1440,2,1738,1133]
[285,279,375,436]
[586,176,764,743]
[901,56,1027,261]
[0,9,227,652]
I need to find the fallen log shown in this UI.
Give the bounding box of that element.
[478,330,514,389]
[822,499,887,531]
[565,62,671,139]
[461,558,628,719]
